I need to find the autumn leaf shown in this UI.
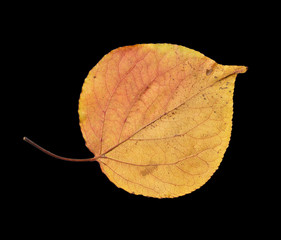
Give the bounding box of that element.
[24,44,247,198]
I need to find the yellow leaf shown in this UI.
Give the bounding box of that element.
[78,44,247,198]
[24,43,247,198]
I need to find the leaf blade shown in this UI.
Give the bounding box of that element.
[79,44,247,198]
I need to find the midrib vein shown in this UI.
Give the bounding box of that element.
[93,69,242,162]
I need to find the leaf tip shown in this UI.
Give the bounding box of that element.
[236,65,248,74]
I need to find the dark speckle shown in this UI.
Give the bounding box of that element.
[206,69,213,76]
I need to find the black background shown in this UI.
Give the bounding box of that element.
[9,3,274,236]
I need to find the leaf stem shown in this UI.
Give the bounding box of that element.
[23,137,96,162]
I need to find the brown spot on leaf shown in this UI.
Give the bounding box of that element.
[140,165,158,176]
[206,69,213,76]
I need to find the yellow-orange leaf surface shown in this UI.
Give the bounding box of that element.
[78,44,247,198]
